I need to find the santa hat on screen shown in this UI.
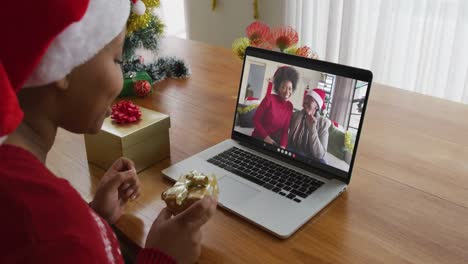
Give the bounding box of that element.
[306,88,326,110]
[0,0,130,143]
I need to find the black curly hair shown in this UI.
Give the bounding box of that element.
[273,66,299,94]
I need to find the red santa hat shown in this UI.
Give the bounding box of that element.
[306,88,326,110]
[0,0,130,142]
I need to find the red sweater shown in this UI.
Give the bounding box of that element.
[251,94,293,147]
[0,144,175,264]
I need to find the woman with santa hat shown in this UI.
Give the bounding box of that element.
[0,1,216,263]
[288,88,331,163]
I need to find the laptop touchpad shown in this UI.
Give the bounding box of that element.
[218,176,260,205]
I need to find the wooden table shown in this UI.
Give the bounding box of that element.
[47,37,468,263]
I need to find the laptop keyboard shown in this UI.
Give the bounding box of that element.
[207,147,324,203]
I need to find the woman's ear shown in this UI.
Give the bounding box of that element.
[54,76,70,90]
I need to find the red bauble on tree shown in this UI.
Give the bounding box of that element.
[134,80,151,97]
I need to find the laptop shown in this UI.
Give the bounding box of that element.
[162,46,373,238]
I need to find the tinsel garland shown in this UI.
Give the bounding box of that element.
[142,0,160,8]
[122,57,191,83]
[127,0,161,33]
[123,18,164,60]
[123,0,190,87]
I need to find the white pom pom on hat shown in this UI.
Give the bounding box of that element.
[132,0,146,15]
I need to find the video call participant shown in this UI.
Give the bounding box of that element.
[252,66,299,148]
[288,88,331,163]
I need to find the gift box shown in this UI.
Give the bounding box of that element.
[162,170,219,214]
[84,106,170,172]
[119,71,152,97]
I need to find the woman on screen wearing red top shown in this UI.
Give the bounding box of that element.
[0,1,216,264]
[252,66,299,148]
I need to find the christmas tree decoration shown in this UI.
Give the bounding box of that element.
[161,57,191,78]
[123,57,190,83]
[134,80,152,97]
[119,71,152,97]
[232,21,318,60]
[125,18,165,57]
[126,0,161,34]
[131,0,146,15]
[122,0,190,97]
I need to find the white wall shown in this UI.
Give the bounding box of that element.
[184,0,285,48]
[157,0,187,38]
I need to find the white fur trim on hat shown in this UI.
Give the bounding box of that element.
[24,0,130,87]
[307,90,324,109]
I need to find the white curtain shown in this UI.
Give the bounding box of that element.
[330,77,355,127]
[284,0,468,104]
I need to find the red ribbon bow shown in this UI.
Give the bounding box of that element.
[111,100,142,124]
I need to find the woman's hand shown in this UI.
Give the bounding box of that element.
[145,196,217,264]
[264,136,278,146]
[305,113,317,129]
[90,157,141,224]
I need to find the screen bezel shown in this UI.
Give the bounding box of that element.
[230,46,373,184]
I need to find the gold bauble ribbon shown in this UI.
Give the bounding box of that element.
[162,171,218,205]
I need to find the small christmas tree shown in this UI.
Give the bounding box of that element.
[121,0,190,96]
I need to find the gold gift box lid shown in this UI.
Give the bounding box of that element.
[101,107,170,148]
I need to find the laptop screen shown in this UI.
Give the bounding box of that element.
[232,48,371,181]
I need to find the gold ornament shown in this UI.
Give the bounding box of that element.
[253,0,259,19]
[212,0,217,11]
[210,0,259,19]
